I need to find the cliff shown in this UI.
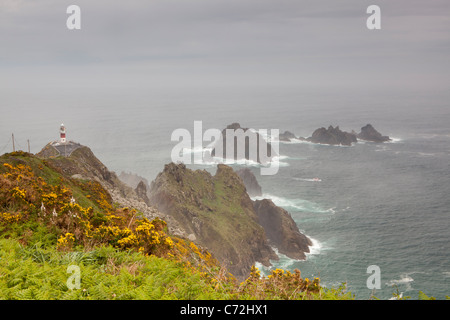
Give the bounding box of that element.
[36,142,312,280]
[148,163,277,278]
[235,168,262,197]
[0,150,352,300]
[148,163,312,279]
[253,199,312,260]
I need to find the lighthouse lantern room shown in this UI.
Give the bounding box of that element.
[60,124,66,143]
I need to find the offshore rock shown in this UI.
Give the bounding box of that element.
[307,125,357,146]
[279,131,297,142]
[211,123,278,164]
[357,124,391,142]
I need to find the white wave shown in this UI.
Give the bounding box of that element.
[375,145,390,152]
[293,177,322,182]
[182,148,290,168]
[254,235,323,277]
[252,193,333,214]
[280,139,354,147]
[306,236,322,256]
[200,155,290,168]
[182,146,210,154]
[387,137,403,143]
[277,138,307,145]
[386,273,415,293]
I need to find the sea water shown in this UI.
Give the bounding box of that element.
[1,85,449,299]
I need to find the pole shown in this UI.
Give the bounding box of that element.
[28,139,30,153]
[12,134,15,152]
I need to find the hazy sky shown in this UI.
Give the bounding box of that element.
[1,0,450,91]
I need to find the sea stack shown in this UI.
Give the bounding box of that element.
[307,125,357,146]
[357,124,391,142]
[210,123,278,164]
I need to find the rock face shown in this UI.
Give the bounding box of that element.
[149,163,311,279]
[119,171,150,190]
[149,163,277,279]
[235,168,262,197]
[307,126,357,146]
[253,199,312,260]
[357,124,391,142]
[135,181,150,204]
[211,123,278,164]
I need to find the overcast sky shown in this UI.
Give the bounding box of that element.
[1,0,450,91]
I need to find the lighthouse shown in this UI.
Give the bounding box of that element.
[60,123,66,143]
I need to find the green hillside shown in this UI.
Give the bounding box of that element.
[0,151,355,300]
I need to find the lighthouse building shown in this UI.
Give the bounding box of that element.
[60,124,66,143]
[47,123,81,157]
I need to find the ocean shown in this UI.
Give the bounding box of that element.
[1,85,449,299]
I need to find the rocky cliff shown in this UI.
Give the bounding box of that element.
[235,168,262,197]
[253,199,312,260]
[148,162,312,279]
[36,143,312,280]
[148,163,278,278]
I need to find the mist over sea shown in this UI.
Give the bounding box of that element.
[1,85,450,299]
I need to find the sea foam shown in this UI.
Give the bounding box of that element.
[252,193,334,214]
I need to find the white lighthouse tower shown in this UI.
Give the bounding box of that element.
[60,123,67,143]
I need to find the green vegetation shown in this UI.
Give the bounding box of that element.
[0,151,439,300]
[0,238,228,300]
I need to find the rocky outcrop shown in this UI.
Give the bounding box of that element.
[38,145,128,194]
[279,131,297,142]
[307,126,357,146]
[357,124,391,142]
[119,171,150,190]
[149,163,278,279]
[211,123,278,164]
[149,162,312,279]
[135,180,150,204]
[235,168,262,197]
[253,199,312,260]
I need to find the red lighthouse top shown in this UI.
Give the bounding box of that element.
[60,123,66,143]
